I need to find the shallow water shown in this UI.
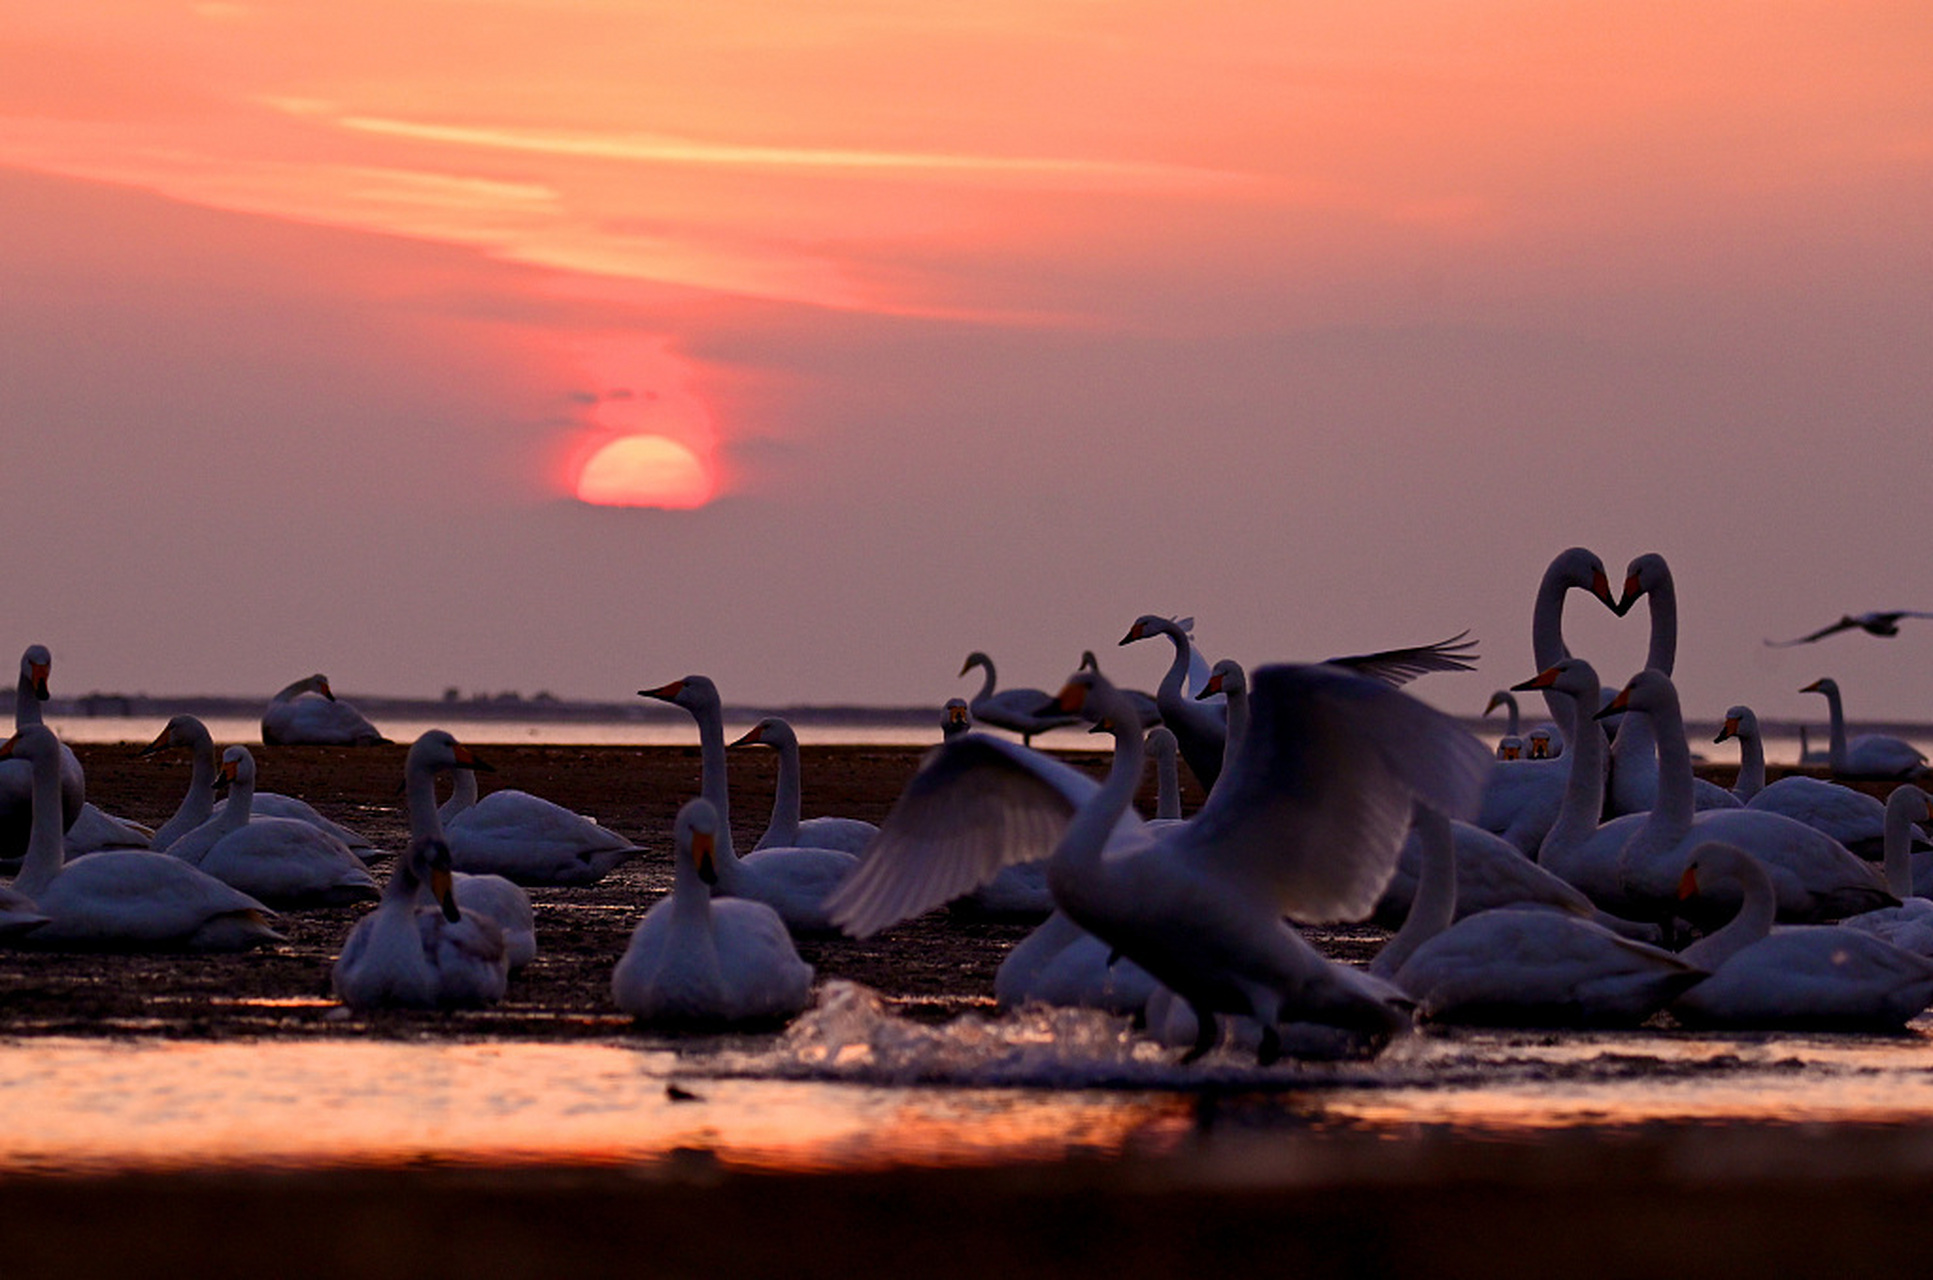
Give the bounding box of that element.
[11,985,1933,1178]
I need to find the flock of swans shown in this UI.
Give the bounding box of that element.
[6,547,1933,1061]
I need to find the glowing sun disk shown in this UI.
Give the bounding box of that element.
[574,435,713,509]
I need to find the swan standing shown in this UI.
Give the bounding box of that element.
[729,717,878,854]
[261,674,388,746]
[1801,677,1928,780]
[958,652,1080,745]
[331,834,509,1010]
[0,725,280,950]
[611,798,813,1025]
[640,677,860,933]
[832,663,1494,1063]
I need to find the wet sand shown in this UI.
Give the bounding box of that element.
[7,741,1929,1279]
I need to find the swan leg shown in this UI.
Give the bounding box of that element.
[1256,1022,1283,1067]
[1179,999,1220,1063]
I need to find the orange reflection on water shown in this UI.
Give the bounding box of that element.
[0,1040,1192,1177]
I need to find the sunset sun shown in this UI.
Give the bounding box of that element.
[573,435,715,509]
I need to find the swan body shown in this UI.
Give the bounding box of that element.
[331,834,508,1009]
[0,646,87,858]
[1672,842,1933,1030]
[641,677,859,933]
[1602,671,1892,926]
[959,651,1080,745]
[402,731,537,968]
[1119,616,1227,791]
[994,910,1159,1013]
[438,776,643,888]
[1802,677,1928,780]
[1378,808,1703,1026]
[261,674,388,746]
[832,663,1495,1063]
[1717,705,1909,856]
[611,798,813,1025]
[187,748,378,907]
[0,726,280,950]
[731,717,878,854]
[1374,813,1600,928]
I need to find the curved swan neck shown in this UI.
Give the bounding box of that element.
[1054,682,1144,885]
[1153,626,1191,702]
[1680,850,1776,970]
[1543,682,1609,860]
[13,738,67,899]
[1883,787,1925,898]
[966,655,997,704]
[405,756,446,844]
[1219,683,1249,775]
[1614,678,1696,887]
[763,731,804,845]
[153,725,219,848]
[1728,717,1766,799]
[1640,577,1678,676]
[438,768,478,824]
[1813,683,1850,768]
[1375,806,1457,978]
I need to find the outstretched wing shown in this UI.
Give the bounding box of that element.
[1166,663,1493,924]
[826,734,1100,938]
[1325,630,1479,687]
[1764,616,1862,647]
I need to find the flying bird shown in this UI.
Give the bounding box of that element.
[1764,612,1933,648]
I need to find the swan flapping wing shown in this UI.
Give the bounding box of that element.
[1325,630,1479,688]
[826,734,1098,938]
[1170,663,1494,924]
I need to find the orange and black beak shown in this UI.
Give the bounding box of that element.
[1044,680,1089,717]
[213,757,239,791]
[729,725,765,748]
[1714,716,1740,745]
[1196,672,1225,700]
[693,829,719,886]
[429,843,462,922]
[1593,686,1632,721]
[1510,666,1561,693]
[136,726,173,758]
[1612,572,1644,618]
[0,732,19,761]
[639,679,684,702]
[1677,863,1700,901]
[28,661,49,701]
[1118,621,1148,645]
[451,741,496,774]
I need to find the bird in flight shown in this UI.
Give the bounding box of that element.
[1764,611,1933,647]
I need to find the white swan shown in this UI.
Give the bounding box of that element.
[184,747,379,907]
[1374,804,1612,930]
[1840,786,1933,956]
[331,833,509,1010]
[1716,705,1908,857]
[1380,807,1703,1026]
[1672,841,1933,1030]
[0,647,91,859]
[831,663,1494,1063]
[1801,677,1928,780]
[1146,725,1183,822]
[957,651,1081,746]
[401,731,537,969]
[729,717,879,854]
[993,909,1159,1014]
[1766,610,1933,647]
[433,759,644,887]
[1600,670,1893,926]
[261,674,388,746]
[1118,616,1228,791]
[1508,659,1637,908]
[611,797,814,1025]
[140,715,379,859]
[641,676,860,933]
[940,698,971,741]
[1485,689,1522,739]
[0,725,280,950]
[1606,554,1739,814]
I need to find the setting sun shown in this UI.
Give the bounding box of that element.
[573,435,714,509]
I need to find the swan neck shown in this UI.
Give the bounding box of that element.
[405,757,445,844]
[1056,691,1142,881]
[1375,807,1456,978]
[13,671,42,730]
[1733,728,1765,799]
[1153,627,1190,700]
[690,699,739,871]
[1542,686,1608,861]
[1820,686,1849,767]
[153,733,218,849]
[1884,792,1919,898]
[1642,581,1678,674]
[14,747,67,899]
[1681,860,1776,970]
[1153,739,1181,821]
[1220,687,1249,775]
[765,737,803,844]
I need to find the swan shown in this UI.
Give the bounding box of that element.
[830,662,1495,1063]
[640,676,860,933]
[1801,677,1928,780]
[1197,659,1251,777]
[1716,705,1909,857]
[330,834,509,1010]
[0,725,281,950]
[1077,651,1162,728]
[1118,616,1228,791]
[958,652,1080,745]
[261,674,388,746]
[729,717,878,854]
[140,715,379,859]
[1379,807,1703,1026]
[1606,554,1739,814]
[1508,659,1643,908]
[400,731,537,968]
[1495,736,1526,762]
[1525,727,1559,759]
[433,759,644,887]
[1146,725,1183,822]
[1485,689,1522,739]
[1839,786,1933,956]
[1374,803,1620,932]
[993,909,1160,1014]
[1599,671,1893,926]
[184,747,379,907]
[1765,610,1933,647]
[1671,841,1933,1030]
[610,797,814,1026]
[0,647,90,859]
[940,698,971,741]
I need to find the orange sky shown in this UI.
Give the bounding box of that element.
[3,1,1931,709]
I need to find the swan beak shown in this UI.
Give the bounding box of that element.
[1196,673,1225,700]
[135,726,173,757]
[1509,667,1560,693]
[1611,572,1642,617]
[1498,742,1522,760]
[451,743,496,774]
[1046,681,1089,715]
[1799,679,1825,694]
[213,759,238,790]
[1593,687,1632,720]
[1591,568,1618,612]
[0,733,17,761]
[28,662,51,701]
[317,679,337,702]
[1714,717,1740,744]
[728,725,763,748]
[639,680,684,702]
[1118,622,1146,645]
[693,830,718,886]
[948,705,969,727]
[1677,864,1700,901]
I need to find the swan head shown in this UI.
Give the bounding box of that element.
[137,714,214,758]
[1197,658,1246,700]
[1482,690,1514,717]
[1800,677,1838,697]
[215,745,257,791]
[958,652,992,678]
[19,645,51,701]
[1525,729,1555,759]
[1677,840,1768,902]
[639,675,719,714]
[406,729,495,777]
[1594,668,1675,722]
[1546,548,1619,614]
[676,797,722,886]
[1714,705,1756,745]
[1613,552,1670,618]
[940,698,971,738]
[1118,615,1180,646]
[402,836,463,922]
[1511,656,1602,707]
[729,717,795,750]
[1496,735,1524,761]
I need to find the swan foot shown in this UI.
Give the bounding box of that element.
[1179,1000,1220,1064]
[1255,1023,1283,1067]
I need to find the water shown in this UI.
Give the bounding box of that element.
[10,983,1933,1178]
[43,714,950,748]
